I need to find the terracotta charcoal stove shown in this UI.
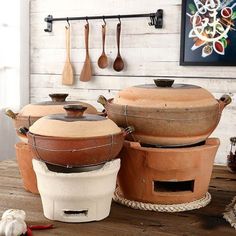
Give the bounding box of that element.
[99,79,231,210]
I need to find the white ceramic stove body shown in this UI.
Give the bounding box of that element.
[33,159,120,223]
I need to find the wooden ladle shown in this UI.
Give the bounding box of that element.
[113,22,124,72]
[98,24,108,69]
[80,23,92,82]
[62,25,74,85]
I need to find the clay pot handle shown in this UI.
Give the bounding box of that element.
[18,127,29,137]
[153,79,174,87]
[97,95,108,107]
[49,93,69,102]
[5,109,17,119]
[63,105,87,118]
[122,126,135,136]
[218,94,232,112]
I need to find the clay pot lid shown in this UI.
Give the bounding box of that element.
[18,93,97,117]
[29,105,121,138]
[113,79,217,108]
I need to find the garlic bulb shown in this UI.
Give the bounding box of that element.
[0,210,27,236]
[2,210,26,221]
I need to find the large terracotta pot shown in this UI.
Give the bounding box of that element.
[5,93,98,142]
[98,80,231,146]
[117,139,219,204]
[15,142,39,194]
[27,105,131,167]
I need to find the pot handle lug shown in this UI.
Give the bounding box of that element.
[218,94,232,111]
[97,95,108,108]
[123,126,135,136]
[18,127,29,138]
[5,109,17,119]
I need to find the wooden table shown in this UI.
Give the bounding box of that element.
[0,160,236,236]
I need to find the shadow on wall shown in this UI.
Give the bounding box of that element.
[0,109,18,160]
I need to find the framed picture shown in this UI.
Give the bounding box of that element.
[180,0,236,66]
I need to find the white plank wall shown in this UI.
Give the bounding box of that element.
[30,0,236,164]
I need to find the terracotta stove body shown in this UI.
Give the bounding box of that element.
[117,138,220,204]
[33,158,120,222]
[15,142,39,194]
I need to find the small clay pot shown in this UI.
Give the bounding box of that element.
[27,105,132,167]
[5,93,98,142]
[117,138,220,204]
[15,142,39,194]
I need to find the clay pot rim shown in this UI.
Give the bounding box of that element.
[27,131,123,140]
[106,98,219,112]
[127,138,220,152]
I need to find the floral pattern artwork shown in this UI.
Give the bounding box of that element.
[180,0,236,65]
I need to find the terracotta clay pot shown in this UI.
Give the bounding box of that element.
[15,142,39,194]
[98,80,231,146]
[27,105,132,167]
[117,138,220,204]
[5,93,98,142]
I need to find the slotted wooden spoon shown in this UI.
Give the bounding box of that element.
[62,25,74,85]
[80,23,92,82]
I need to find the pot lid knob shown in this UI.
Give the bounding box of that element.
[49,93,69,102]
[63,105,87,118]
[153,79,174,87]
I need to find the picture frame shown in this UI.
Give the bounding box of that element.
[180,0,236,66]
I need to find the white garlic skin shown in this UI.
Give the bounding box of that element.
[0,210,27,236]
[1,210,26,221]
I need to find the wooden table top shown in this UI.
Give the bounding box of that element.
[0,160,236,236]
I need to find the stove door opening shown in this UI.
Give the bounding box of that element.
[153,180,194,192]
[63,209,88,217]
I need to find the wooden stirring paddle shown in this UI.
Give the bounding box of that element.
[62,25,74,85]
[80,23,92,82]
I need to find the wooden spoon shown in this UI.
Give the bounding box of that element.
[98,24,108,69]
[113,22,124,72]
[80,23,92,82]
[62,26,74,85]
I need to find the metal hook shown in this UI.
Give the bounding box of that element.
[102,16,106,26]
[66,17,70,28]
[118,15,121,24]
[86,16,89,24]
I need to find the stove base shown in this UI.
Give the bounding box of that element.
[118,138,220,204]
[33,159,120,222]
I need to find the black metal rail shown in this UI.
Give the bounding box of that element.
[44,9,163,32]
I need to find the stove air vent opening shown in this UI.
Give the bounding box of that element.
[63,209,88,217]
[154,180,195,193]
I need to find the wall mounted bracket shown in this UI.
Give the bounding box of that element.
[44,10,164,32]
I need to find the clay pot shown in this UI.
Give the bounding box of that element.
[27,105,132,167]
[117,138,220,204]
[98,80,231,146]
[5,93,98,142]
[15,142,39,194]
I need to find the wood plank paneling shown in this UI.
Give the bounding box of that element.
[30,0,236,164]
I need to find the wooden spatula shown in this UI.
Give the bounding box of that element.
[80,23,92,82]
[62,26,74,85]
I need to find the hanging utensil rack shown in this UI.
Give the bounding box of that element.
[44,9,163,32]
